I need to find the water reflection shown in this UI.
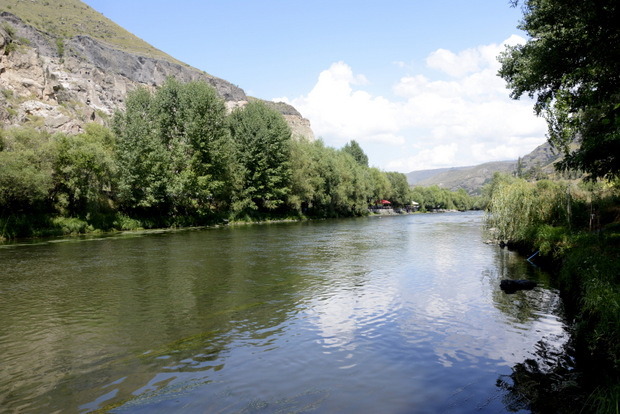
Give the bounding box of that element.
[0,213,572,413]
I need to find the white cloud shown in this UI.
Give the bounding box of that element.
[288,62,404,146]
[426,48,483,78]
[386,143,459,171]
[280,36,547,172]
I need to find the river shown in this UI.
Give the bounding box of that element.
[0,211,570,413]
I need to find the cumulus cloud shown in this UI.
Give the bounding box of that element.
[280,36,547,172]
[285,61,404,146]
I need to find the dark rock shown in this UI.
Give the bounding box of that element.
[500,279,537,294]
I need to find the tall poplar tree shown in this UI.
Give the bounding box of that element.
[228,101,292,212]
[113,78,231,216]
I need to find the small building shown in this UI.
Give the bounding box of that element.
[405,201,420,212]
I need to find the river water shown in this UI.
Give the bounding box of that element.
[0,212,570,413]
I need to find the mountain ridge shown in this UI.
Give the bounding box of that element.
[407,141,562,194]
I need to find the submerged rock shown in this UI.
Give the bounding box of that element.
[500,279,537,294]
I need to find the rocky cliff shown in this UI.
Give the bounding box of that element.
[0,10,314,139]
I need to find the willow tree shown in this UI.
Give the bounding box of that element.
[498,0,620,180]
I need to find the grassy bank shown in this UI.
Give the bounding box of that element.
[0,212,228,242]
[0,208,357,243]
[484,174,620,412]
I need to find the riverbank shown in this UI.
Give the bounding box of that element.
[0,212,302,243]
[482,175,620,412]
[500,226,619,413]
[1,207,470,243]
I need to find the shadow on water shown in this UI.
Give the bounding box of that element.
[487,246,586,413]
[497,340,583,413]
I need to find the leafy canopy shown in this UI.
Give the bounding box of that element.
[498,0,620,180]
[113,77,231,216]
[228,101,293,212]
[343,140,369,168]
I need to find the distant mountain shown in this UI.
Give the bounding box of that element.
[414,161,516,194]
[407,141,563,195]
[406,167,465,186]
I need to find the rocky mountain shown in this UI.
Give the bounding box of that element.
[0,1,314,139]
[407,141,563,194]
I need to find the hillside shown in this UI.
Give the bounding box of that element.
[406,167,464,186]
[0,0,183,65]
[408,141,563,194]
[0,1,314,139]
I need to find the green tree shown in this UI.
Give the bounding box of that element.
[451,188,471,211]
[410,186,427,212]
[385,171,410,207]
[51,124,117,216]
[0,127,55,213]
[287,137,324,213]
[498,0,620,180]
[342,140,369,167]
[150,77,232,214]
[228,101,292,212]
[113,86,170,213]
[113,78,231,217]
[369,167,391,204]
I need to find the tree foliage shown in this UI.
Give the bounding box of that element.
[499,0,620,180]
[342,140,369,167]
[0,128,54,213]
[113,77,231,217]
[410,185,476,212]
[51,124,116,216]
[228,100,292,212]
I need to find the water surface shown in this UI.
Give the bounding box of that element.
[0,212,569,413]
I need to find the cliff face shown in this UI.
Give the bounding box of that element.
[0,11,313,139]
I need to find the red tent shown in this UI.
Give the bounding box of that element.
[380,199,391,204]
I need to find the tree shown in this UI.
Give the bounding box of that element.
[151,77,232,214]
[51,124,117,216]
[498,0,620,181]
[369,167,391,204]
[113,78,231,217]
[113,86,170,213]
[342,140,369,167]
[0,128,54,213]
[287,137,325,213]
[385,172,410,207]
[228,101,292,212]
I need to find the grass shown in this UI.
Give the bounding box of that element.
[583,384,620,414]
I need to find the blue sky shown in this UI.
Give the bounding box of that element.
[83,0,547,173]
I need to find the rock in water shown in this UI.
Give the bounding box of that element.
[500,279,537,294]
